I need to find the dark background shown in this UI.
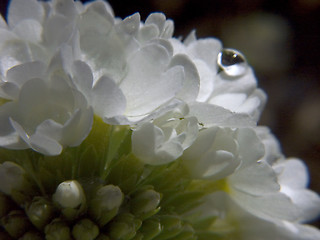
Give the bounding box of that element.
[1,0,320,228]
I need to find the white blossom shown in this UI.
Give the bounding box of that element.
[0,0,319,239]
[132,104,198,165]
[0,53,93,155]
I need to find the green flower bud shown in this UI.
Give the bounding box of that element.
[52,180,86,220]
[138,218,162,240]
[95,233,111,240]
[1,210,31,238]
[19,231,43,240]
[155,215,183,240]
[25,196,55,230]
[130,188,161,219]
[0,161,34,205]
[89,184,123,227]
[171,223,196,240]
[131,232,143,240]
[45,218,72,240]
[0,162,25,195]
[108,213,142,240]
[72,218,99,240]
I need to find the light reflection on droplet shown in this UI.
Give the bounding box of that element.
[217,48,248,77]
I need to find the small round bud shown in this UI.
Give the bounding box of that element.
[26,196,55,229]
[89,184,123,226]
[53,180,85,208]
[19,231,43,240]
[0,162,25,195]
[45,218,72,240]
[1,210,31,238]
[52,180,86,220]
[138,218,162,240]
[108,213,142,240]
[72,218,99,240]
[130,188,161,218]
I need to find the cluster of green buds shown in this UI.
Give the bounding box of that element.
[0,117,224,240]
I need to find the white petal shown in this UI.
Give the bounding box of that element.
[53,0,77,18]
[188,102,256,128]
[29,133,62,156]
[0,82,20,100]
[92,76,126,118]
[161,20,174,38]
[281,187,320,222]
[132,122,183,165]
[6,61,46,87]
[187,38,222,73]
[13,19,43,42]
[145,13,166,33]
[137,24,159,43]
[72,60,94,93]
[230,161,280,195]
[169,54,200,102]
[236,127,265,167]
[194,59,215,102]
[210,93,247,111]
[232,190,301,222]
[121,44,183,116]
[118,13,140,35]
[8,0,44,27]
[276,159,309,189]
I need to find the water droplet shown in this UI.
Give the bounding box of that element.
[217,48,248,77]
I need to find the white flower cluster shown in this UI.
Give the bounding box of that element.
[0,0,319,239]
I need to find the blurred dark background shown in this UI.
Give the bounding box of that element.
[1,0,320,227]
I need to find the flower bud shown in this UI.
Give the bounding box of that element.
[108,213,142,240]
[1,210,31,238]
[52,180,86,220]
[19,231,43,240]
[95,233,111,240]
[89,184,123,226]
[0,162,25,195]
[170,223,196,240]
[45,218,72,240]
[25,196,55,229]
[130,188,161,219]
[0,161,34,204]
[72,218,99,240]
[156,215,183,239]
[138,218,162,240]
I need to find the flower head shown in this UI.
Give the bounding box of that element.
[0,0,319,239]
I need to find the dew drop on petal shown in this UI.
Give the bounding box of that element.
[217,48,248,77]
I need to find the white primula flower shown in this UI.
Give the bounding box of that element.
[257,127,320,223]
[0,57,93,155]
[132,104,198,165]
[75,5,199,124]
[182,126,263,181]
[183,125,320,239]
[170,33,267,122]
[193,191,320,240]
